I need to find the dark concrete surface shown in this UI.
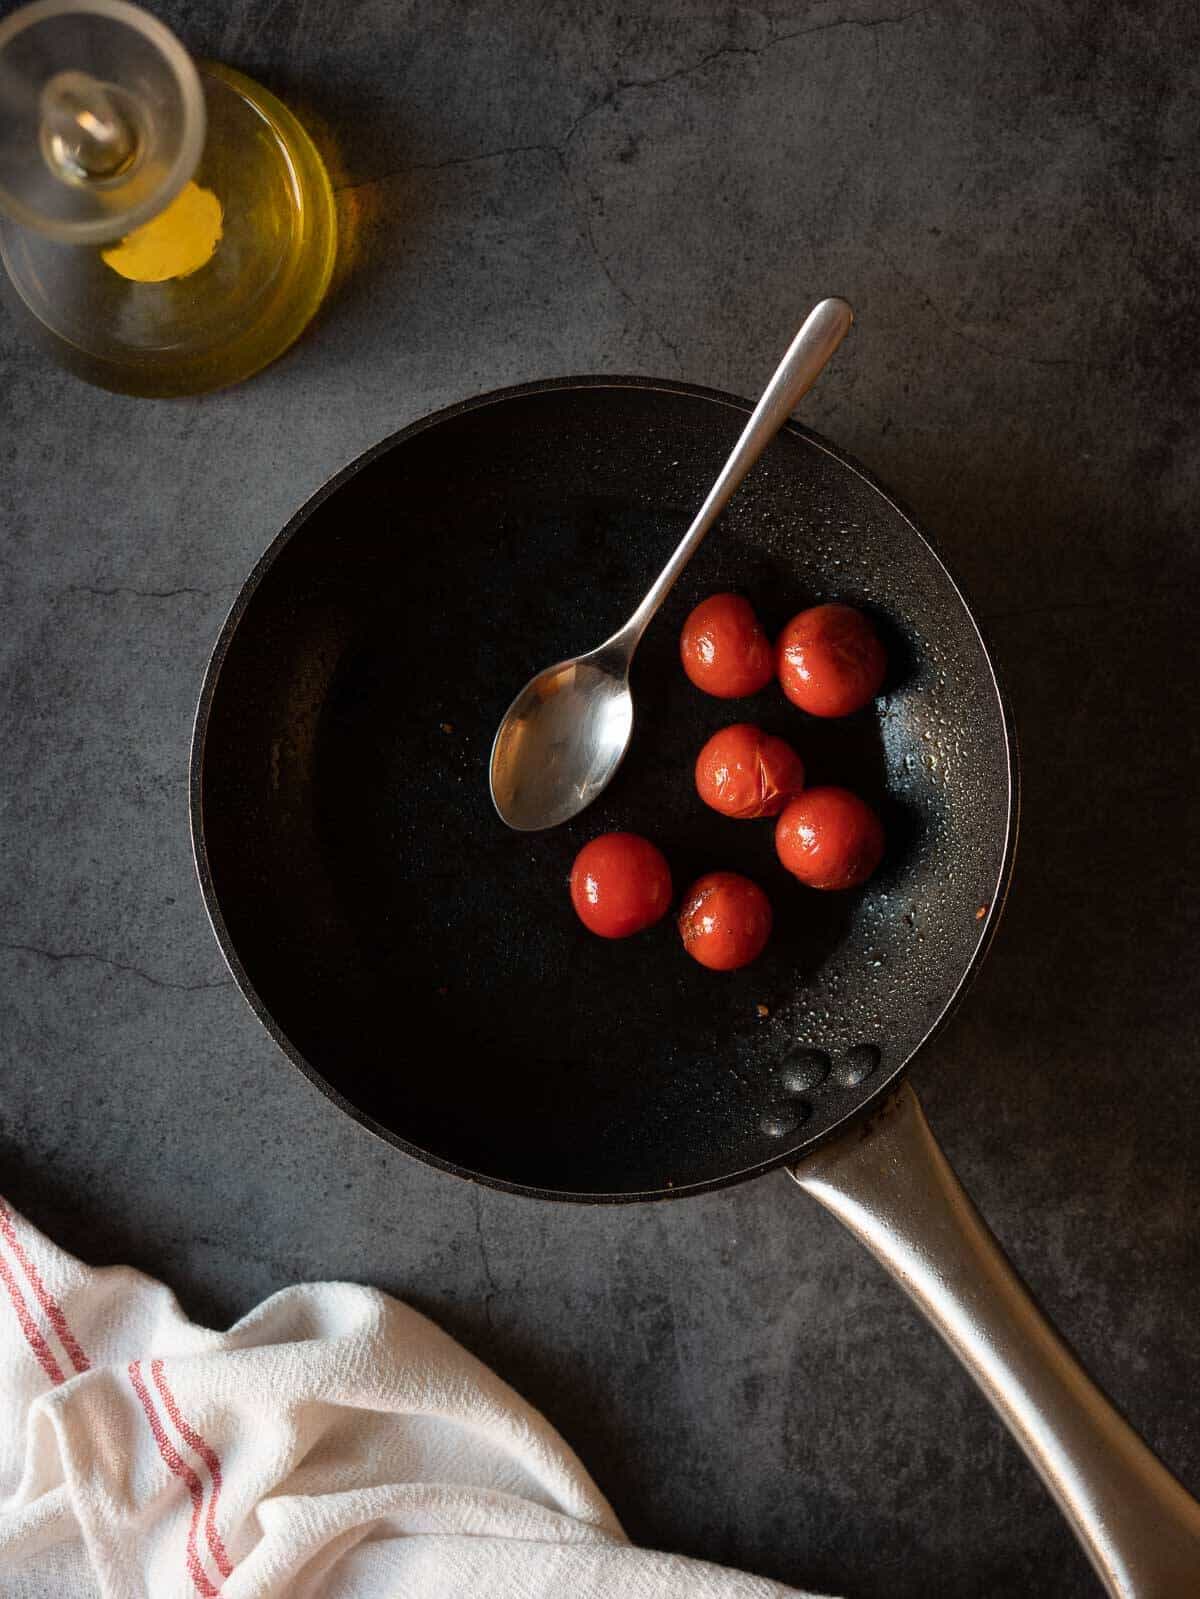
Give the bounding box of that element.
[2,3,1199,1595]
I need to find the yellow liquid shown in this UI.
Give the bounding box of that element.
[0,63,337,397]
[102,181,224,283]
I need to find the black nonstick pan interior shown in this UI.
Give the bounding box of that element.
[191,379,1016,1198]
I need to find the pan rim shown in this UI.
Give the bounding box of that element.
[189,375,1020,1203]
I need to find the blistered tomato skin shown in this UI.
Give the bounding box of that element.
[569,833,673,938]
[680,594,775,699]
[775,787,885,890]
[678,871,773,970]
[694,724,805,819]
[776,603,887,718]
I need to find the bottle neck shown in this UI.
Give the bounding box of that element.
[40,70,139,182]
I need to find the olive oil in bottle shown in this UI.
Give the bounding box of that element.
[0,3,336,396]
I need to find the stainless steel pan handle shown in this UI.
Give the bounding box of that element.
[790,1082,1200,1598]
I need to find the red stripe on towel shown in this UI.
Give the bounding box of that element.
[128,1360,221,1597]
[0,1200,90,1373]
[0,1245,65,1386]
[151,1357,233,1578]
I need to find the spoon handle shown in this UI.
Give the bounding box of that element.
[619,297,854,648]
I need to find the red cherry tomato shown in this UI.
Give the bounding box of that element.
[694,723,805,819]
[775,787,885,890]
[776,603,887,717]
[570,833,673,938]
[678,871,773,971]
[680,593,774,699]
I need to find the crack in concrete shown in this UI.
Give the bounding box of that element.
[62,584,230,600]
[339,145,682,362]
[334,141,560,193]
[878,242,1104,373]
[549,148,685,365]
[0,939,234,993]
[336,7,934,189]
[333,10,933,370]
[936,322,1099,372]
[561,4,934,140]
[469,1184,499,1333]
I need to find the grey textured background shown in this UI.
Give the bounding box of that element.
[3,3,1199,1596]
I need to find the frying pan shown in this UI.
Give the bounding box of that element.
[190,378,1200,1595]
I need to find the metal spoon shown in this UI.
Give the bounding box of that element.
[489,297,855,831]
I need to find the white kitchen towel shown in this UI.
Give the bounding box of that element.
[0,1197,829,1599]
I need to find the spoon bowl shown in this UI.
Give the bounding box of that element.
[490,646,633,832]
